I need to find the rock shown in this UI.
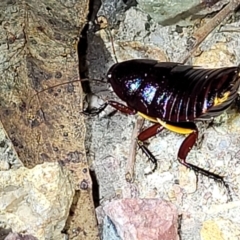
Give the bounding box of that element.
[178,165,197,194]
[201,220,224,240]
[103,198,179,240]
[4,232,37,240]
[137,0,199,25]
[192,42,235,67]
[102,216,122,240]
[201,218,240,240]
[0,162,75,240]
[137,0,229,26]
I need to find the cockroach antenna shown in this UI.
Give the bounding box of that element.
[95,15,118,63]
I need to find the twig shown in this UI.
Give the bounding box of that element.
[125,117,144,182]
[179,0,240,63]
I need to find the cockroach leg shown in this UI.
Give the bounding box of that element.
[82,102,108,116]
[107,100,137,115]
[177,123,231,199]
[234,93,240,112]
[138,123,165,142]
[83,100,137,116]
[138,141,158,174]
[137,123,165,174]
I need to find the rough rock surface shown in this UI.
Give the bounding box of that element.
[0,0,99,239]
[87,1,240,239]
[102,199,179,240]
[4,232,37,240]
[0,162,75,240]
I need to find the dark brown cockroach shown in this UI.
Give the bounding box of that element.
[87,59,240,192]
[28,12,239,197]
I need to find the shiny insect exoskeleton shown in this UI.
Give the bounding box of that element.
[92,59,240,191]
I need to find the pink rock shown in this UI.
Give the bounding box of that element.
[103,198,179,240]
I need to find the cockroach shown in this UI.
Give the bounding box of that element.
[27,12,239,196]
[85,58,240,192]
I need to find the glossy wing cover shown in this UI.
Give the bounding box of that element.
[107,60,240,122]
